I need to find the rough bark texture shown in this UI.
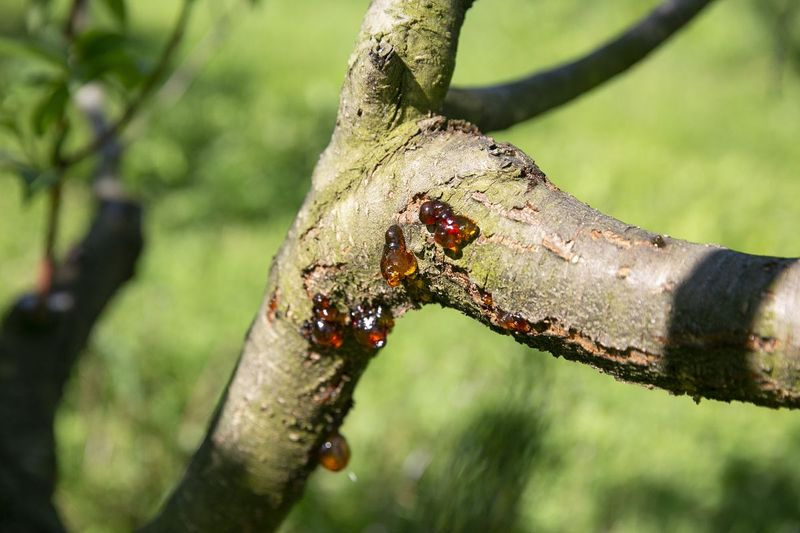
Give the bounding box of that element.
[444,0,715,132]
[143,0,800,532]
[0,196,143,533]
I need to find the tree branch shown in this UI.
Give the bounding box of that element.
[145,111,800,531]
[60,0,194,168]
[143,0,797,531]
[328,0,469,148]
[443,0,715,132]
[0,84,143,532]
[0,198,143,532]
[394,123,800,409]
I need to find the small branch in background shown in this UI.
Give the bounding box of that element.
[61,0,195,168]
[1,0,218,529]
[38,0,89,299]
[443,0,715,132]
[63,0,88,40]
[39,120,66,298]
[39,178,62,298]
[75,83,124,198]
[0,195,143,533]
[0,69,143,533]
[136,0,244,133]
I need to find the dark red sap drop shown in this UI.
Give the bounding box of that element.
[319,432,351,472]
[419,200,479,254]
[350,303,394,349]
[309,319,344,349]
[498,311,532,334]
[303,294,346,349]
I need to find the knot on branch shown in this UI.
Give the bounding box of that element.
[368,38,397,73]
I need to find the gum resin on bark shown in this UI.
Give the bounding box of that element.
[302,294,346,349]
[318,432,351,472]
[350,302,395,349]
[497,311,532,334]
[419,200,479,254]
[380,225,417,287]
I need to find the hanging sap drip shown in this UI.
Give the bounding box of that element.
[380,225,417,287]
[318,432,351,472]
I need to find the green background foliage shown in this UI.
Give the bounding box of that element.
[1,0,800,531]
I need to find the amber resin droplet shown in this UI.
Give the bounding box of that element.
[350,302,394,349]
[419,202,437,225]
[434,217,464,252]
[266,291,280,322]
[497,311,532,334]
[457,215,479,242]
[319,432,351,472]
[303,293,346,349]
[380,225,417,287]
[310,319,345,348]
[421,200,479,254]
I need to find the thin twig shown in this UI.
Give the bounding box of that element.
[60,0,194,168]
[129,0,244,138]
[63,0,88,39]
[38,0,87,297]
[444,0,715,132]
[38,117,69,298]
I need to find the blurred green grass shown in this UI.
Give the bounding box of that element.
[2,0,800,532]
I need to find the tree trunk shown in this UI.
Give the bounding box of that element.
[0,196,143,532]
[143,0,800,531]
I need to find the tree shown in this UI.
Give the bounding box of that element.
[2,0,800,531]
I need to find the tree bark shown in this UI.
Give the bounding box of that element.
[144,0,800,531]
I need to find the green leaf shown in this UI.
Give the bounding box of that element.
[32,81,69,135]
[0,151,25,171]
[0,35,68,70]
[10,165,59,201]
[73,29,126,60]
[71,30,145,87]
[100,0,128,26]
